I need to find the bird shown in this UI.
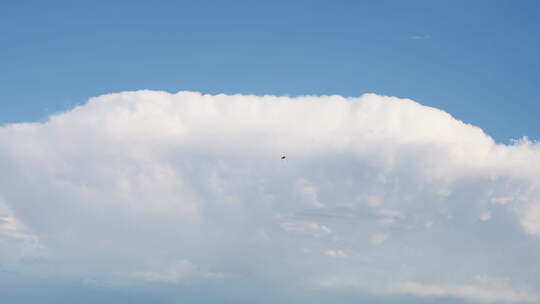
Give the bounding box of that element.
[281,155,286,160]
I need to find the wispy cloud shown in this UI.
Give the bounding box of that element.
[410,34,432,40]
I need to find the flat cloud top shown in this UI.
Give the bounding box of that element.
[1,90,539,303]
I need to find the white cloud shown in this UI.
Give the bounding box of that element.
[0,198,42,265]
[1,90,540,303]
[133,260,224,284]
[295,178,325,208]
[370,233,389,245]
[317,274,540,303]
[479,210,492,221]
[281,221,331,237]
[393,276,540,303]
[325,250,347,258]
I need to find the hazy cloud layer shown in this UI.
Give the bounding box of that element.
[1,91,539,303]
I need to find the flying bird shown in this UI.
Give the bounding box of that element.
[281,155,286,160]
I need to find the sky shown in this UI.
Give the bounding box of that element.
[1,0,540,143]
[1,1,540,303]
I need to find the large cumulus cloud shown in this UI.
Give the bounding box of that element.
[1,91,539,303]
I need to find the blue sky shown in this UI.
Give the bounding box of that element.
[1,0,539,142]
[2,2,540,304]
